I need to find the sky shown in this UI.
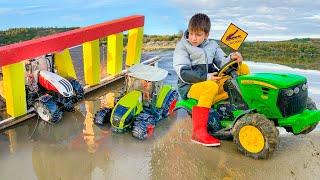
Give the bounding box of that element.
[0,0,319,41]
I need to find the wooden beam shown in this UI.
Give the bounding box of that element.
[83,40,101,85]
[54,49,77,79]
[126,27,144,66]
[2,62,27,117]
[107,33,123,75]
[0,15,144,67]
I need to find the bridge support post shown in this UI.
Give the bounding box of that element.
[107,33,123,75]
[126,27,144,66]
[83,40,101,86]
[2,62,27,117]
[54,49,77,79]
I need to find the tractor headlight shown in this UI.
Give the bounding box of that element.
[293,87,300,94]
[302,83,307,91]
[112,116,121,127]
[284,89,294,96]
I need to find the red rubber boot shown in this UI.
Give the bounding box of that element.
[191,106,221,146]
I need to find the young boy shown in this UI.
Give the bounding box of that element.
[173,13,250,147]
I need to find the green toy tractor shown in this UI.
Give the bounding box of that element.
[175,60,320,159]
[94,63,178,140]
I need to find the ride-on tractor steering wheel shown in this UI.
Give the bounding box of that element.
[217,60,242,78]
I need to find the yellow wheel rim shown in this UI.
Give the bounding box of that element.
[239,125,265,153]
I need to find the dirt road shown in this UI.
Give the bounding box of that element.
[151,112,320,180]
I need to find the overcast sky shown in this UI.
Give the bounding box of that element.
[0,0,319,41]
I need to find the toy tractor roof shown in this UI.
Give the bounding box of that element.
[127,64,168,82]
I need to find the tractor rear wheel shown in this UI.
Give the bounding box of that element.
[232,113,279,159]
[161,90,178,118]
[299,97,318,134]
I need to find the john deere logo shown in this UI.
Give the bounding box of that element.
[221,23,248,51]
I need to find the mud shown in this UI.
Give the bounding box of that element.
[151,113,320,180]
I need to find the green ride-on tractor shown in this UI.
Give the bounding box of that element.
[94,63,178,140]
[175,60,320,159]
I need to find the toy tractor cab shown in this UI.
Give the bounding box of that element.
[175,60,320,159]
[25,54,84,123]
[94,63,178,140]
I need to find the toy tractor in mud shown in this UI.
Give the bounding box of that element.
[25,54,84,123]
[94,63,178,140]
[175,60,320,159]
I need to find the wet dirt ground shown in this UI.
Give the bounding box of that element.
[151,115,320,180]
[0,50,319,180]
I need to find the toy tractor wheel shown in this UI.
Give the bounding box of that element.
[68,78,84,102]
[93,108,112,125]
[232,113,279,159]
[299,97,318,134]
[161,90,178,118]
[132,112,156,140]
[34,99,63,123]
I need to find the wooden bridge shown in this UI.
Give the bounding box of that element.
[0,15,147,130]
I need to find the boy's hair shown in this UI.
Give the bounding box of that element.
[188,13,211,34]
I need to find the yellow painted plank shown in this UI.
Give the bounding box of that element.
[2,62,27,117]
[83,40,101,86]
[0,80,4,99]
[54,49,77,79]
[107,33,123,75]
[125,27,144,66]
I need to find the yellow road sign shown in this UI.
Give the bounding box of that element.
[221,23,248,51]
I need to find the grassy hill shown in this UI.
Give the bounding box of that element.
[0,27,78,46]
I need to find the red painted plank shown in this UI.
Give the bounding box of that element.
[0,15,144,67]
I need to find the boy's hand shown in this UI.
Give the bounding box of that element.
[208,72,222,81]
[230,52,243,63]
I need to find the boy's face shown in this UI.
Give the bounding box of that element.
[188,30,209,46]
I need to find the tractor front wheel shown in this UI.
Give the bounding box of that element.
[34,99,63,123]
[232,113,279,159]
[299,97,319,134]
[94,108,112,125]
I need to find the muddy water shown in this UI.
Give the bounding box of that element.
[0,79,181,180]
[1,50,320,180]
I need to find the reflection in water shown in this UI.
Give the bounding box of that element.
[32,143,112,180]
[83,101,100,153]
[0,124,32,156]
[0,79,178,179]
[31,101,112,180]
[6,129,17,154]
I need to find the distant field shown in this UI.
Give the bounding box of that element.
[223,39,320,70]
[0,27,78,46]
[1,28,319,70]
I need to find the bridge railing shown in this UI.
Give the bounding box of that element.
[0,15,144,118]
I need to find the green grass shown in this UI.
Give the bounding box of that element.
[219,38,320,70]
[0,27,78,46]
